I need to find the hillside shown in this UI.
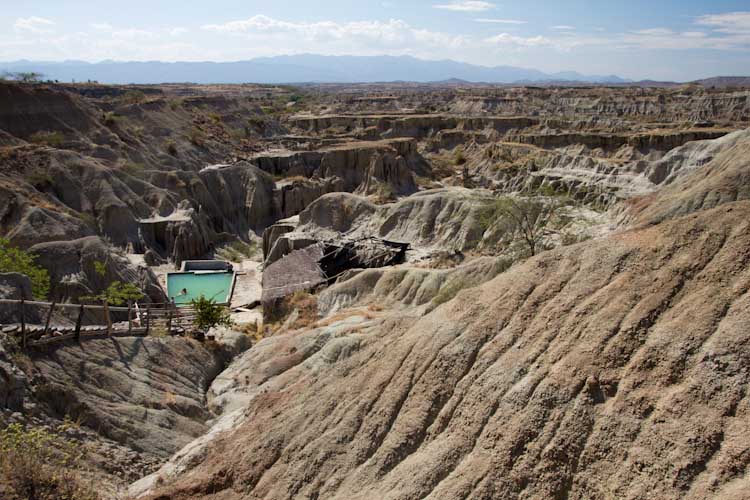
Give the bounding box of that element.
[1,79,750,499]
[136,146,750,499]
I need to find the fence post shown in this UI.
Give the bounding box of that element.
[20,299,26,349]
[74,304,84,342]
[167,304,173,336]
[104,301,112,337]
[145,305,151,335]
[43,301,56,337]
[127,300,133,335]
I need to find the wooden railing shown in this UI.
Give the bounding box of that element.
[0,299,198,348]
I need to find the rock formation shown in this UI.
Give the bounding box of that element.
[139,187,750,500]
[2,79,750,500]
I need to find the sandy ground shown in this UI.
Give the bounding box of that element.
[229,259,263,325]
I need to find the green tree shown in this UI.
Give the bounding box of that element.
[191,295,233,331]
[0,238,50,299]
[479,197,563,256]
[82,281,144,306]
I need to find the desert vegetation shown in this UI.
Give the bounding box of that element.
[0,423,99,500]
[0,238,50,299]
[1,74,750,500]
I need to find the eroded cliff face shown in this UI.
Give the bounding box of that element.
[128,126,750,500]
[138,201,750,500]
[0,332,248,498]
[3,79,750,500]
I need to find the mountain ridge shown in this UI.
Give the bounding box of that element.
[0,54,632,85]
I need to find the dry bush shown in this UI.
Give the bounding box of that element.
[120,90,145,105]
[265,291,318,332]
[188,127,206,147]
[237,320,265,342]
[0,423,100,500]
[29,131,64,147]
[165,140,178,156]
[315,308,376,328]
[215,240,259,262]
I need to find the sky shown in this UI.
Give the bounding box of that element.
[1,0,749,81]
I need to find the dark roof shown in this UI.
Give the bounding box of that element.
[261,244,326,304]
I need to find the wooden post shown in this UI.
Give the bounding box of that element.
[167,305,173,336]
[43,301,56,337]
[127,301,133,335]
[20,299,26,349]
[104,301,112,337]
[74,304,84,342]
[145,305,151,335]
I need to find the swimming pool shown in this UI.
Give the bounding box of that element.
[167,271,235,306]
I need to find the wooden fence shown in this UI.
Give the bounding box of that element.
[0,299,199,348]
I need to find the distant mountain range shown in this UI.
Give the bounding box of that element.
[0,54,632,85]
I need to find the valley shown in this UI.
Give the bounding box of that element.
[1,79,750,499]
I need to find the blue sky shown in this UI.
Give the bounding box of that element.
[2,0,749,80]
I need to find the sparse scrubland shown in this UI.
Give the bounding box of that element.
[1,79,750,499]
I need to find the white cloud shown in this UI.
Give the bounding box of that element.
[433,1,495,12]
[202,15,465,50]
[551,25,575,30]
[475,18,527,25]
[622,25,749,50]
[14,16,55,34]
[111,28,156,40]
[484,33,554,47]
[632,28,674,36]
[696,11,750,34]
[2,10,749,79]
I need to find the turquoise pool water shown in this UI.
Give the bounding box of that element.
[167,272,235,306]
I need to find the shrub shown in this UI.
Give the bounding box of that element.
[131,125,145,138]
[264,291,318,332]
[188,127,206,147]
[191,295,233,331]
[215,240,259,262]
[0,238,50,299]
[122,162,146,178]
[81,281,144,306]
[168,99,182,110]
[78,212,98,230]
[103,111,118,127]
[373,183,395,203]
[454,147,467,166]
[165,140,178,156]
[0,423,99,500]
[29,131,64,147]
[561,232,593,246]
[121,90,146,105]
[27,169,54,189]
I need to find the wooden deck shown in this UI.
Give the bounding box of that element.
[0,299,200,348]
